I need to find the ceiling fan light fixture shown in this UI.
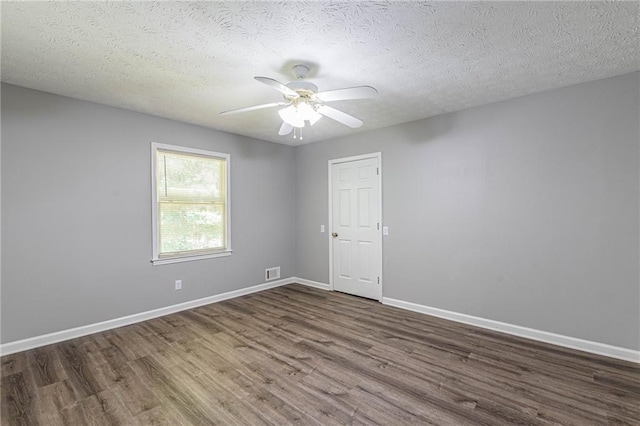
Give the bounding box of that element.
[297,102,322,125]
[278,102,322,128]
[278,106,304,128]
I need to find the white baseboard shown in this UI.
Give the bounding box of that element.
[4,279,636,364]
[0,278,295,356]
[292,277,331,291]
[382,297,640,364]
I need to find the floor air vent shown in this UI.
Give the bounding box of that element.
[265,266,281,281]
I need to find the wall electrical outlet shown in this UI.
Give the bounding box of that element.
[175,280,182,290]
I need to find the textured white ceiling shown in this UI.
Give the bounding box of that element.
[2,1,638,145]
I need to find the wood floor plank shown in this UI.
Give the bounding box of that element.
[32,380,75,426]
[2,372,39,425]
[105,364,161,417]
[129,405,181,426]
[1,352,26,377]
[130,355,217,426]
[26,347,64,388]
[56,341,105,400]
[2,283,639,425]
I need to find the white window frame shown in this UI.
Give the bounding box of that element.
[151,142,231,265]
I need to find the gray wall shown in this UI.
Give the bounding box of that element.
[295,72,640,350]
[1,84,296,343]
[3,73,639,351]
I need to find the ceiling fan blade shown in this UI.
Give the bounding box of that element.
[278,121,293,136]
[315,86,378,102]
[254,76,299,98]
[316,105,363,128]
[220,102,287,116]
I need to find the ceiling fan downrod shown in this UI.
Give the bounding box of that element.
[291,64,310,80]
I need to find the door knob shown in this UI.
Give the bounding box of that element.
[332,232,339,238]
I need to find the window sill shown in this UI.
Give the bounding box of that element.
[151,250,232,266]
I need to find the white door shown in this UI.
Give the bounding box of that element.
[330,154,382,300]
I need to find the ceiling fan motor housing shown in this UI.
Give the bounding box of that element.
[285,81,319,103]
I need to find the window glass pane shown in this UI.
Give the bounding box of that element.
[159,202,225,255]
[158,150,224,202]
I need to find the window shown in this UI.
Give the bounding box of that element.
[151,143,231,265]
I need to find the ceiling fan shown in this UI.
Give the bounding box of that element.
[220,64,378,139]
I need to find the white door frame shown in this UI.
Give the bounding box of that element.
[328,152,383,302]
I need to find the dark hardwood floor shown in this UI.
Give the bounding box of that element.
[2,284,639,425]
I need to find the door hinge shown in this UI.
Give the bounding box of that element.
[377,277,380,284]
[377,222,380,230]
[377,167,379,175]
